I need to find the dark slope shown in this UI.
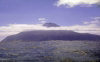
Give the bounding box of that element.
[2,30,100,42]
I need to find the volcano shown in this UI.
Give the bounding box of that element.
[0,23,100,62]
[2,30,100,42]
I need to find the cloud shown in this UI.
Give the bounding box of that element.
[38,18,47,24]
[55,0,100,7]
[0,17,100,41]
[83,17,100,25]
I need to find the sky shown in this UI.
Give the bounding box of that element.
[0,0,100,41]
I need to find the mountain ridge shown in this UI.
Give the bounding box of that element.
[2,30,100,42]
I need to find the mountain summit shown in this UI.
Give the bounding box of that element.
[43,23,60,27]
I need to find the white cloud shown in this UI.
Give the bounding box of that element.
[55,0,100,7]
[83,17,100,25]
[38,18,47,24]
[0,17,100,41]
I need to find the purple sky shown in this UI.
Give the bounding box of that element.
[0,0,100,41]
[0,0,100,26]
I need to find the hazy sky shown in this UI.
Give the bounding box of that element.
[0,0,100,26]
[0,0,100,41]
